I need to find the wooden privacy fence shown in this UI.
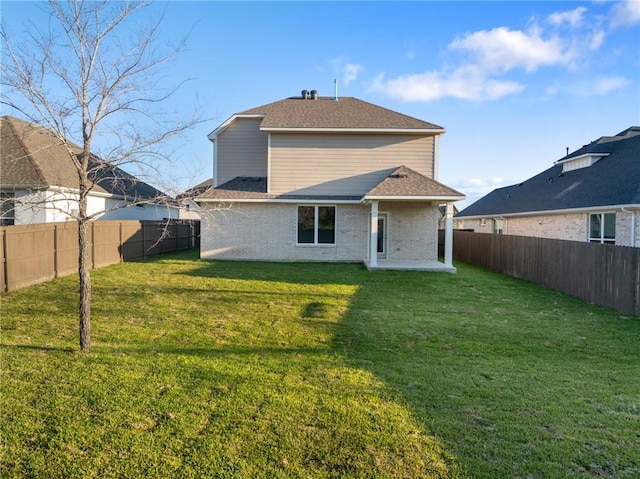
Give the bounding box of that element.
[452,231,640,316]
[0,220,200,292]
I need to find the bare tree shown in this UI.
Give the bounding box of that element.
[1,1,202,352]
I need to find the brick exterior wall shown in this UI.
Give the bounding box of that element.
[200,201,440,262]
[381,202,439,261]
[617,210,639,247]
[457,210,639,247]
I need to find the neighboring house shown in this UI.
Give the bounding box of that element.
[196,91,465,271]
[176,178,213,220]
[456,127,640,247]
[1,115,182,225]
[438,204,459,230]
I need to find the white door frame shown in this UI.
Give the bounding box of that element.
[377,213,388,259]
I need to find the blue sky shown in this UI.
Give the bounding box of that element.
[2,1,639,208]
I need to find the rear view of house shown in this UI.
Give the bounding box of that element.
[196,91,464,271]
[456,127,640,247]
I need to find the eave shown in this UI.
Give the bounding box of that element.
[363,195,465,202]
[196,197,363,204]
[207,114,266,141]
[457,203,640,220]
[261,127,445,134]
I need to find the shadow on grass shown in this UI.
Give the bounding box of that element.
[180,257,367,286]
[329,261,640,478]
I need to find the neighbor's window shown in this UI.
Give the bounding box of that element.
[0,192,15,226]
[297,205,335,245]
[493,219,503,235]
[589,212,616,244]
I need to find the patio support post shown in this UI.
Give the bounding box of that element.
[370,200,379,268]
[444,203,453,267]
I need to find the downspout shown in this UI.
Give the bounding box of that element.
[621,207,636,247]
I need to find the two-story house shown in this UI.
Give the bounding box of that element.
[196,91,464,271]
[456,126,640,247]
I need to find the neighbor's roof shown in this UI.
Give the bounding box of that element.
[197,166,464,203]
[177,178,214,199]
[1,115,165,200]
[209,96,444,137]
[456,127,640,218]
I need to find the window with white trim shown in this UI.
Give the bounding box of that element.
[0,193,15,226]
[589,212,616,244]
[493,219,503,235]
[297,205,336,245]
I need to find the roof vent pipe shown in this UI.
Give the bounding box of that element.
[311,89,318,99]
[333,79,339,101]
[301,89,308,99]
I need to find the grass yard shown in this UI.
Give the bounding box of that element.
[1,250,639,478]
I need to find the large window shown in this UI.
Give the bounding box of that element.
[297,205,335,245]
[0,193,15,226]
[589,212,616,244]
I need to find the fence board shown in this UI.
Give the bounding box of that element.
[0,219,199,292]
[452,231,640,316]
[5,224,55,290]
[55,222,79,277]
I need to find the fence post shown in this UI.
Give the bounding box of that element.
[91,222,95,270]
[1,228,7,293]
[119,222,124,263]
[53,224,58,278]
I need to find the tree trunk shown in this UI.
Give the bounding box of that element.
[78,216,91,352]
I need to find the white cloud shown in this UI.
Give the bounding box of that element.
[343,63,363,87]
[369,65,525,103]
[329,57,363,87]
[547,7,587,27]
[590,76,631,95]
[406,49,416,60]
[610,0,640,28]
[450,26,573,73]
[369,4,620,103]
[452,177,509,207]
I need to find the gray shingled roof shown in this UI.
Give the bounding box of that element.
[365,166,464,198]
[198,166,464,202]
[456,127,640,218]
[236,96,444,131]
[1,115,166,200]
[197,176,361,201]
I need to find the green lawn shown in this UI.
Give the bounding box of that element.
[1,250,638,478]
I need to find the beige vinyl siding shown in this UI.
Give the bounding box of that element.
[216,119,268,185]
[269,133,436,195]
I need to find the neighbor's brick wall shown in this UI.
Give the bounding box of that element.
[616,210,639,247]
[504,213,587,242]
[458,214,587,241]
[457,211,639,246]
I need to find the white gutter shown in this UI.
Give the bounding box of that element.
[261,127,445,134]
[363,195,465,202]
[197,198,362,204]
[621,207,636,247]
[458,204,640,220]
